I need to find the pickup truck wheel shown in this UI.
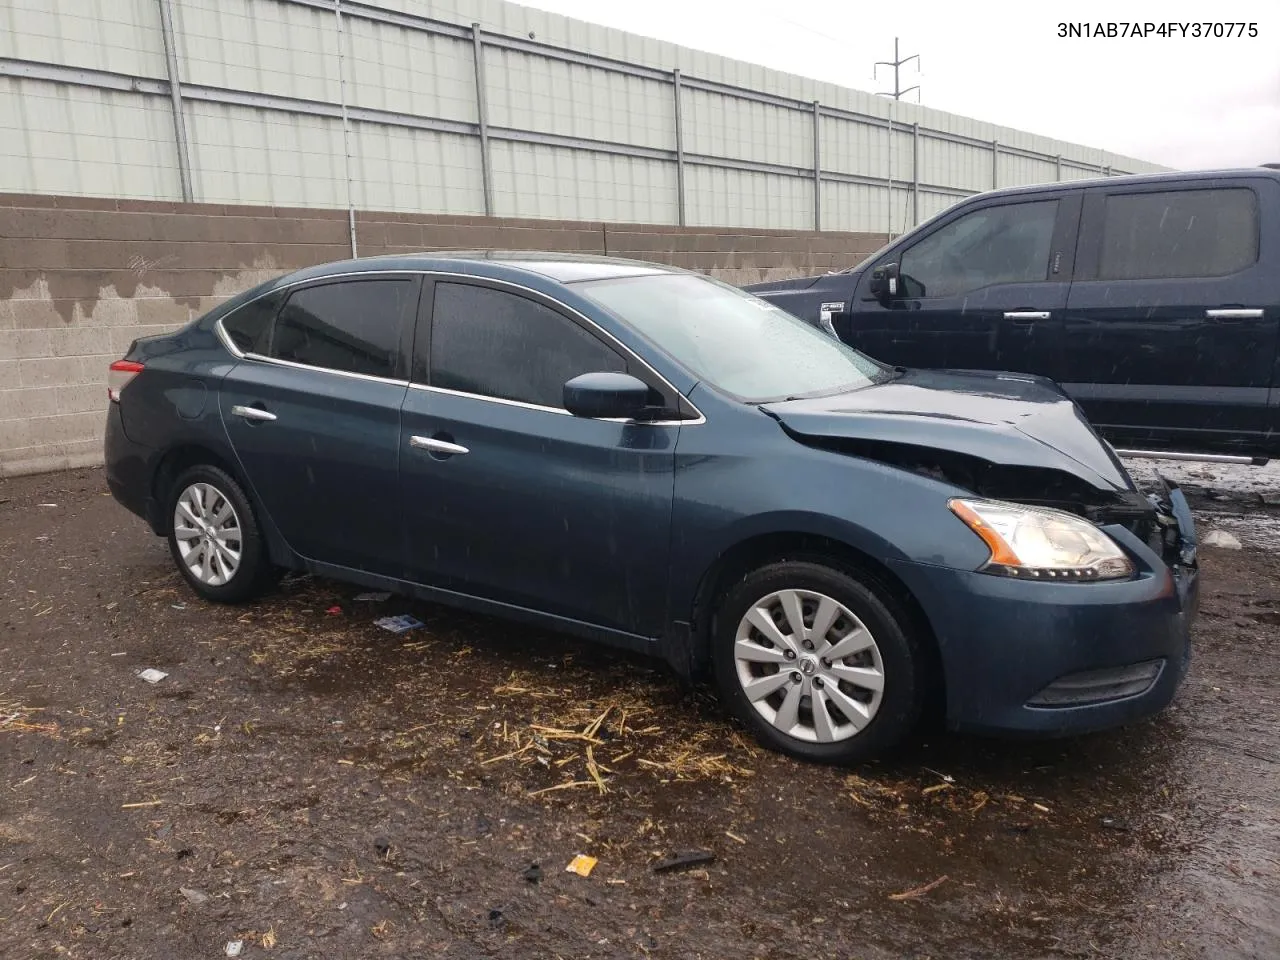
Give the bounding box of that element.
[166,464,274,603]
[712,561,925,764]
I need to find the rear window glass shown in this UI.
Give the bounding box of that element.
[268,279,415,379]
[221,292,281,354]
[1099,188,1258,280]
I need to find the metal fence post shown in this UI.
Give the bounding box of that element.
[334,0,358,257]
[886,112,893,237]
[471,22,494,217]
[1056,154,1063,182]
[156,0,193,202]
[673,69,686,227]
[812,100,821,232]
[911,122,919,227]
[991,139,999,191]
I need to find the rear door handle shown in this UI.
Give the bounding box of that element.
[410,436,469,456]
[1003,311,1051,321]
[1206,308,1264,319]
[230,404,277,422]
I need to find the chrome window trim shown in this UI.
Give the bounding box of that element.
[213,268,705,423]
[407,381,700,426]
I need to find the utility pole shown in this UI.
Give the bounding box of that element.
[874,37,920,101]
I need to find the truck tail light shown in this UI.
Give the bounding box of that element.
[107,360,144,402]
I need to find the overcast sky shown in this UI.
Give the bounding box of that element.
[518,0,1280,169]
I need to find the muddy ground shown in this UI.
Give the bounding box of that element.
[2,465,1277,960]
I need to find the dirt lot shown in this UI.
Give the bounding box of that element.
[2,466,1278,959]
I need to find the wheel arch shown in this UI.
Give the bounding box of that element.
[687,531,945,716]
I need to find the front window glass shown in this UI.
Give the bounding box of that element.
[898,200,1058,298]
[578,273,890,402]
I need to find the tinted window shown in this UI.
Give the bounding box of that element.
[269,279,413,378]
[428,283,626,409]
[579,273,889,402]
[221,291,281,354]
[1099,188,1258,280]
[899,200,1059,298]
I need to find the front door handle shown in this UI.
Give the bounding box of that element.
[410,435,470,456]
[1206,308,1263,320]
[230,404,277,422]
[1003,311,1051,321]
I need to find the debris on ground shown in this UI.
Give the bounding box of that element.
[374,615,424,633]
[355,591,391,601]
[179,886,208,905]
[652,850,716,873]
[888,875,950,901]
[565,854,597,877]
[325,605,343,616]
[137,668,168,684]
[224,941,244,957]
[1203,529,1243,549]
[523,863,543,883]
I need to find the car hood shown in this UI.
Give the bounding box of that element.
[743,275,824,293]
[761,368,1132,493]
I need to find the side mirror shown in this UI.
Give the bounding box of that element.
[563,371,651,420]
[869,262,900,300]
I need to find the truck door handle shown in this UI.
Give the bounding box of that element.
[410,435,469,456]
[1206,308,1263,320]
[230,404,277,422]
[1003,311,1051,321]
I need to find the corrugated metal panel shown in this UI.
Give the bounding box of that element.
[686,167,812,230]
[345,16,476,124]
[185,101,348,206]
[489,140,677,223]
[173,0,340,102]
[918,138,992,194]
[821,118,914,182]
[353,124,485,215]
[485,47,673,150]
[0,0,167,78]
[997,153,1059,189]
[0,77,181,199]
[682,89,812,168]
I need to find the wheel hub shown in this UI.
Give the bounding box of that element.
[733,588,886,744]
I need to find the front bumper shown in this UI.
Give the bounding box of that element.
[891,482,1199,737]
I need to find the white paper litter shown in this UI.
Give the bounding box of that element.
[138,668,168,684]
[224,941,244,957]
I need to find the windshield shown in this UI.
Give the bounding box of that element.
[577,273,891,402]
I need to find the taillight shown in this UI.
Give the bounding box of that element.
[107,360,144,402]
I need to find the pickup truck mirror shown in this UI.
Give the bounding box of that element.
[869,262,900,300]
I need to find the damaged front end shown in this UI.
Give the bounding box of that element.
[794,434,1198,576]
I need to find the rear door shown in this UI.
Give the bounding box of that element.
[219,275,418,574]
[1059,179,1277,449]
[398,278,679,637]
[842,194,1077,375]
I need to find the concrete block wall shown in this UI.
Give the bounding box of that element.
[0,192,885,477]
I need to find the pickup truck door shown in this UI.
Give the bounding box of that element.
[838,195,1077,376]
[1059,177,1280,450]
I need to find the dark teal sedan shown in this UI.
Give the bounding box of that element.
[104,254,1198,763]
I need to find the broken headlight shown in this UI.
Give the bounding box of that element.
[949,498,1135,581]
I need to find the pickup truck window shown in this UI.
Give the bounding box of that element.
[1098,188,1259,280]
[898,200,1058,298]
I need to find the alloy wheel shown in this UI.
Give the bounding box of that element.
[733,589,885,743]
[173,482,243,587]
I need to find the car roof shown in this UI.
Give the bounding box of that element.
[268,251,684,288]
[974,166,1280,202]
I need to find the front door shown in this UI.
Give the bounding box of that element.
[219,275,418,574]
[1058,181,1279,449]
[844,196,1076,377]
[399,279,678,637]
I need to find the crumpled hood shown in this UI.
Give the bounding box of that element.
[761,368,1133,493]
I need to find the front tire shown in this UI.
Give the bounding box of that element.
[712,560,926,764]
[166,464,274,603]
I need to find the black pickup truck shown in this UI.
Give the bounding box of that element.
[747,167,1280,459]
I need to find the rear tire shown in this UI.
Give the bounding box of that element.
[165,464,275,603]
[712,560,925,764]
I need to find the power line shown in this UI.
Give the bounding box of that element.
[874,37,920,101]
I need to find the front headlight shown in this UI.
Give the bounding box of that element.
[949,498,1135,581]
